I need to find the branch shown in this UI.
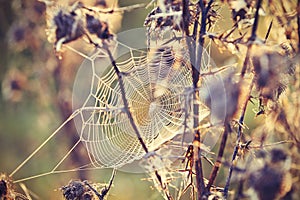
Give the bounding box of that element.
[193,1,214,198]
[224,2,263,192]
[223,3,264,191]
[206,122,230,190]
[240,0,262,77]
[223,76,255,198]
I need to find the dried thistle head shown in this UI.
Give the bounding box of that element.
[61,180,93,200]
[61,180,112,200]
[44,1,85,51]
[251,47,294,102]
[229,0,256,22]
[43,1,115,52]
[94,0,107,7]
[247,148,292,200]
[144,0,182,34]
[85,14,113,40]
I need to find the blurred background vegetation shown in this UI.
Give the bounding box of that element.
[1,0,298,199]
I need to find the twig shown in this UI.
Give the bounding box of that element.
[224,2,263,191]
[182,0,190,37]
[206,122,230,190]
[240,0,263,77]
[223,75,255,198]
[264,20,273,43]
[195,0,213,82]
[192,5,201,41]
[84,169,116,200]
[250,140,294,149]
[193,1,214,198]
[154,170,173,200]
[182,0,197,73]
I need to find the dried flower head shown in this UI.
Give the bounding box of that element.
[252,47,294,101]
[61,180,93,200]
[0,179,8,199]
[44,1,115,52]
[247,149,292,200]
[144,0,182,33]
[45,1,85,51]
[86,14,112,40]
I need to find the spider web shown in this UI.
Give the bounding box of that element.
[72,36,194,169]
[10,28,217,184]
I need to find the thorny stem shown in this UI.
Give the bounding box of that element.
[193,129,206,199]
[224,0,263,194]
[224,1,263,192]
[193,1,214,198]
[223,75,255,198]
[182,0,215,197]
[206,122,230,190]
[195,0,213,83]
[240,0,262,77]
[103,43,172,200]
[182,0,196,77]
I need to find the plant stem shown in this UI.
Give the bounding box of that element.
[192,1,214,198]
[224,1,263,192]
[223,76,255,198]
[240,0,262,77]
[224,2,263,191]
[206,122,230,190]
